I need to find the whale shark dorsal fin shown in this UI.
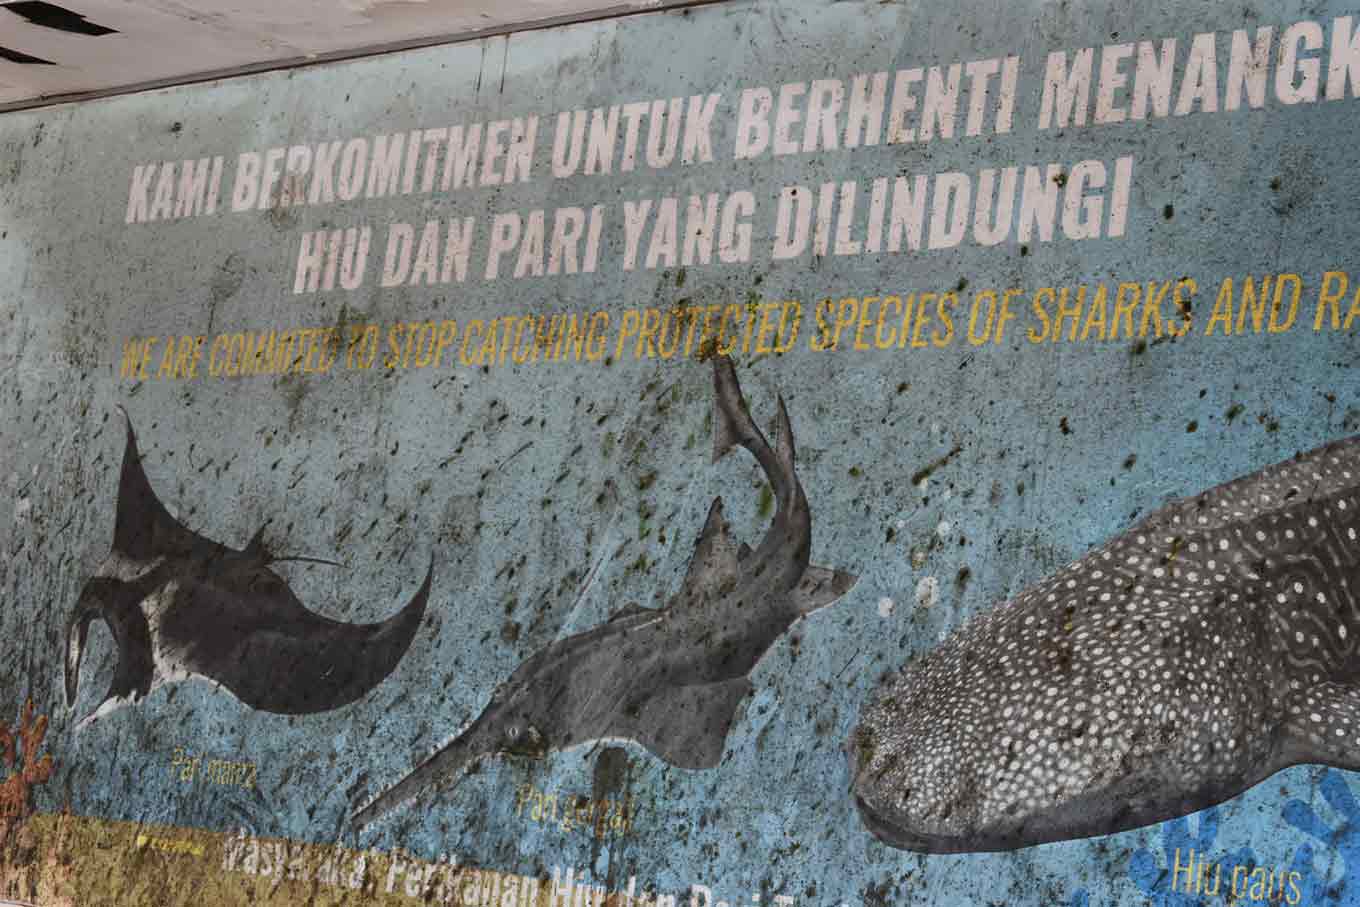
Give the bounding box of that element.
[1280,681,1360,771]
[681,497,742,605]
[111,408,200,561]
[790,566,857,617]
[614,676,753,770]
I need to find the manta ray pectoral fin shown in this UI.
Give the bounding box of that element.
[1279,682,1360,771]
[789,565,858,617]
[112,408,208,561]
[241,556,433,714]
[614,677,754,770]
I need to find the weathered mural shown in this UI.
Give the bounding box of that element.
[2,0,1360,904]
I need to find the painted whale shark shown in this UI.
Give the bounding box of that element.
[351,355,857,830]
[64,410,432,728]
[851,435,1360,853]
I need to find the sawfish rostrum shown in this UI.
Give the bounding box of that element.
[851,436,1360,853]
[351,355,856,829]
[64,411,432,726]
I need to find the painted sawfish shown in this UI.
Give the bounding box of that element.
[64,410,432,727]
[851,435,1360,853]
[351,355,857,829]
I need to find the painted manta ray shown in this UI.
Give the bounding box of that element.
[851,435,1360,853]
[351,355,857,829]
[64,410,432,728]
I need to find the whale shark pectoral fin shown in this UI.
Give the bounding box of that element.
[616,677,754,770]
[1280,682,1360,771]
[789,565,858,617]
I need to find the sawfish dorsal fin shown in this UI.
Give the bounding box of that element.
[790,565,858,617]
[111,408,202,561]
[680,497,743,606]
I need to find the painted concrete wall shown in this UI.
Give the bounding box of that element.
[2,1,1360,904]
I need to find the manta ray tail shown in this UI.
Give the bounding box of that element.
[242,526,343,568]
[350,711,493,831]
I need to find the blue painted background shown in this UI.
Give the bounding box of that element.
[1,0,1359,904]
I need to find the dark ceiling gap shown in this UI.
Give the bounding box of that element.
[0,0,728,114]
[0,44,54,64]
[2,1,117,35]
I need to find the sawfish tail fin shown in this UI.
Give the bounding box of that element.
[711,355,799,513]
[350,710,493,831]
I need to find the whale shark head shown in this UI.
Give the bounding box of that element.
[849,435,1360,853]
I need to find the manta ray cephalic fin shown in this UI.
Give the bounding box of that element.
[614,676,754,770]
[790,565,858,617]
[1279,682,1360,771]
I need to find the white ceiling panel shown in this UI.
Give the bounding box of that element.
[0,0,698,109]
